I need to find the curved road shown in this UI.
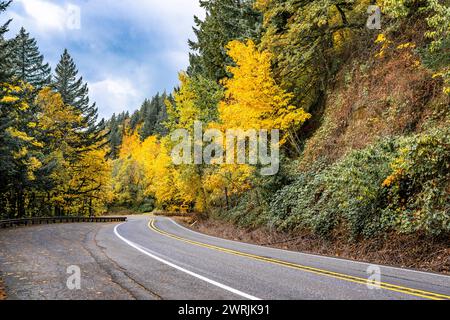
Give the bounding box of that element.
[0,216,449,300]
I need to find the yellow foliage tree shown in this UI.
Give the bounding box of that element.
[112,130,181,210]
[219,40,311,149]
[36,88,111,216]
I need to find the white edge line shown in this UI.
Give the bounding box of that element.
[113,223,261,301]
[168,218,450,280]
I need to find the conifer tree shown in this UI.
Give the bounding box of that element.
[53,49,105,149]
[139,93,169,140]
[11,27,51,88]
[0,0,12,84]
[188,0,262,82]
[107,113,124,159]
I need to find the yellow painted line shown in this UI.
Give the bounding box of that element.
[148,219,450,301]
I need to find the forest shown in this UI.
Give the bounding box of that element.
[1,0,449,245]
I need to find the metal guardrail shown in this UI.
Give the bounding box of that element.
[0,216,127,229]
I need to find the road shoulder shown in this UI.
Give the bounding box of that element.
[0,223,158,300]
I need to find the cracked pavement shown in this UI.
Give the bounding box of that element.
[0,222,159,300]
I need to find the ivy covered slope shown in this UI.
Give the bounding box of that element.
[169,0,449,241]
[225,0,450,240]
[180,0,449,272]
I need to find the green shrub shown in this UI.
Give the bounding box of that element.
[274,139,399,239]
[219,125,450,240]
[383,128,450,236]
[268,160,338,237]
[323,139,400,238]
[269,128,450,239]
[287,139,397,239]
[138,197,156,213]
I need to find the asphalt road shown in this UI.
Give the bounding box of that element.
[0,215,449,300]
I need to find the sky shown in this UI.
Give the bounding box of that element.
[4,0,205,119]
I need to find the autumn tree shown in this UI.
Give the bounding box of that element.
[255,0,367,110]
[164,73,224,211]
[188,0,262,81]
[34,88,111,216]
[219,40,311,153]
[0,83,43,217]
[0,3,114,218]
[110,131,159,211]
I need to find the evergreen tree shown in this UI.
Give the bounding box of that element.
[0,0,13,215]
[138,92,169,140]
[129,109,140,131]
[53,49,105,149]
[106,111,129,159]
[0,0,11,35]
[188,0,262,82]
[139,95,159,140]
[155,92,169,136]
[11,27,51,88]
[108,114,120,159]
[0,0,12,83]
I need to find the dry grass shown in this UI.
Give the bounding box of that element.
[180,217,450,275]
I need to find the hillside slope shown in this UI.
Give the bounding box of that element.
[196,17,449,273]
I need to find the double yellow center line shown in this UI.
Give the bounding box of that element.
[148,219,450,300]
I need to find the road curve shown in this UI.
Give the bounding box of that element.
[1,215,449,300]
[115,216,450,300]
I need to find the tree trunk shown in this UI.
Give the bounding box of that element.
[224,187,230,211]
[17,188,25,218]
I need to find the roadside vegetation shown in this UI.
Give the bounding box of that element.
[107,0,450,244]
[1,0,449,267]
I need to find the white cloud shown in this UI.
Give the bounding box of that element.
[5,0,205,119]
[82,0,204,46]
[127,0,205,34]
[164,50,191,72]
[90,78,141,119]
[10,0,204,37]
[13,0,76,33]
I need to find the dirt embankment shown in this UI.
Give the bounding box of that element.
[177,217,450,275]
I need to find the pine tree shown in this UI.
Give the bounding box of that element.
[53,49,105,149]
[188,0,262,82]
[11,27,51,88]
[0,1,11,32]
[129,109,141,131]
[155,92,169,136]
[0,0,12,84]
[107,113,124,159]
[0,0,14,217]
[139,94,161,140]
